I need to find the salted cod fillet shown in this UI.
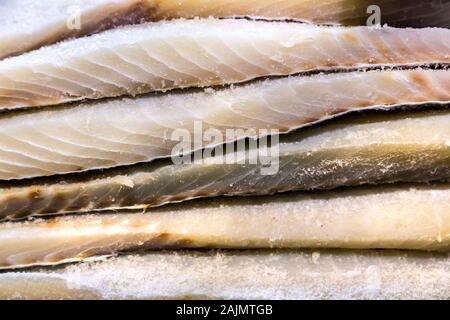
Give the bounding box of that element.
[1,18,450,109]
[0,249,448,299]
[0,0,153,60]
[2,1,449,60]
[0,110,449,220]
[0,184,449,269]
[1,69,449,181]
[144,0,450,28]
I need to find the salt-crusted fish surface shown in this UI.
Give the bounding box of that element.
[2,1,449,60]
[1,69,449,181]
[0,184,449,269]
[0,0,152,60]
[0,110,449,220]
[0,249,448,299]
[1,18,449,110]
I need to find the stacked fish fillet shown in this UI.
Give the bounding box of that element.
[0,0,449,300]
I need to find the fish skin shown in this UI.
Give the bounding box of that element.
[0,183,449,270]
[0,110,449,221]
[0,69,449,181]
[1,1,449,60]
[149,0,450,28]
[0,18,449,109]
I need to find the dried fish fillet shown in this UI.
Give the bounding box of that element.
[1,69,449,181]
[0,110,449,220]
[0,184,449,269]
[149,0,450,28]
[1,18,449,109]
[0,249,448,299]
[2,1,449,60]
[0,0,152,60]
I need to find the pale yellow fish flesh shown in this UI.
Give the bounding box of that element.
[0,183,449,269]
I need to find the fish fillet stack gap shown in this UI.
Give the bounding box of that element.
[0,2,449,300]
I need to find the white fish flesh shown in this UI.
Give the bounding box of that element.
[0,0,152,60]
[0,110,449,220]
[0,18,449,109]
[2,1,449,60]
[0,249,448,299]
[0,69,449,181]
[0,184,449,270]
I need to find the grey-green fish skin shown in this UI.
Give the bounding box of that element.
[0,110,449,220]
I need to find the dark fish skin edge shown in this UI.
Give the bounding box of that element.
[150,0,450,28]
[322,0,450,28]
[0,108,449,221]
